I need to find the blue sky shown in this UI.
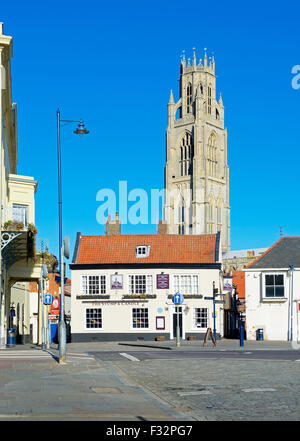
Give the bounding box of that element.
[1,0,300,268]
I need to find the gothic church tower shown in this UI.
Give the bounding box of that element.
[164,49,230,251]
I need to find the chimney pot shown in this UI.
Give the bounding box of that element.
[158,220,167,235]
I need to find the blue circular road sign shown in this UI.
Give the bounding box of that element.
[172,293,184,304]
[44,293,53,305]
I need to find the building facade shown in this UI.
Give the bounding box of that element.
[244,237,300,341]
[70,229,224,342]
[0,23,46,347]
[164,49,230,252]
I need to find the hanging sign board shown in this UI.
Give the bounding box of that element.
[157,274,169,289]
[223,277,233,291]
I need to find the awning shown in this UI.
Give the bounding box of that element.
[1,230,35,270]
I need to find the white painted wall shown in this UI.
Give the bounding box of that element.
[71,267,224,339]
[245,269,300,341]
[29,291,38,343]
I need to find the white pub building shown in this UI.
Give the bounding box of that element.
[70,220,224,342]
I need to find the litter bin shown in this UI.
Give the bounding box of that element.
[7,328,17,347]
[257,328,264,341]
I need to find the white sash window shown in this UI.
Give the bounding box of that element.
[81,275,106,295]
[129,275,153,294]
[173,275,199,294]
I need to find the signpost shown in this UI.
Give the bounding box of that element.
[204,282,225,343]
[172,293,184,348]
[43,292,52,350]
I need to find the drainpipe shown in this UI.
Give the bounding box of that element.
[289,265,295,342]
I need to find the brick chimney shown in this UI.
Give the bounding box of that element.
[106,212,121,235]
[158,220,167,235]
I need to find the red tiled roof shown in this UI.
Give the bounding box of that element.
[74,234,218,265]
[232,271,245,299]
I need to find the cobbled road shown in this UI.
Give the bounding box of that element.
[90,350,300,421]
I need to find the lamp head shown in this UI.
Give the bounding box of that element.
[74,120,89,135]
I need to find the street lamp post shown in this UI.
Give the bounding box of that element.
[56,109,89,364]
[59,235,69,364]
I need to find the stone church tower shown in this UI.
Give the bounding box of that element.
[163,49,230,251]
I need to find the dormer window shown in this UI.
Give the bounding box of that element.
[136,246,150,258]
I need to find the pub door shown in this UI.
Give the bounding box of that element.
[172,306,183,339]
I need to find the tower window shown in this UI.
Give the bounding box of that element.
[187,83,192,113]
[208,204,214,234]
[217,207,222,224]
[179,133,193,176]
[207,133,217,177]
[208,86,212,115]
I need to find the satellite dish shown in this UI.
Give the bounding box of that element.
[63,236,70,259]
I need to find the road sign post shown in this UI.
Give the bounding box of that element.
[176,305,180,348]
[40,264,48,351]
[204,282,221,344]
[44,293,52,350]
[172,293,184,348]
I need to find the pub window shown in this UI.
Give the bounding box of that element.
[81,275,106,295]
[194,308,208,328]
[86,308,102,328]
[173,274,199,294]
[129,275,153,294]
[132,308,149,328]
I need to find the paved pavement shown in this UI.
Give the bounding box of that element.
[0,344,188,421]
[0,339,299,421]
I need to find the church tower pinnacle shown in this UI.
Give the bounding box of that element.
[164,49,230,251]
